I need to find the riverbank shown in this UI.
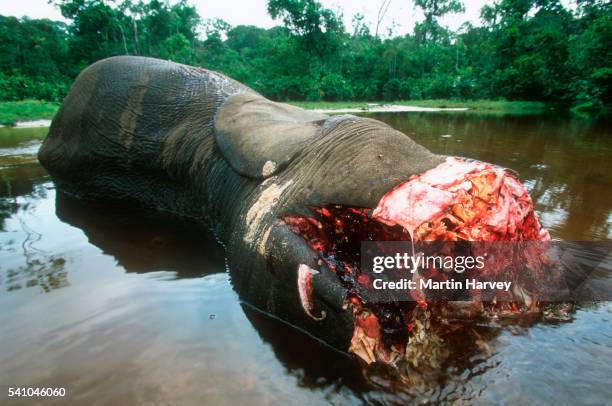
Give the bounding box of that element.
[0,100,59,126]
[289,100,549,114]
[0,99,550,127]
[308,104,470,113]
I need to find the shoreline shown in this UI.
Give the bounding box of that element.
[0,100,59,128]
[289,99,549,115]
[0,105,473,128]
[0,104,466,128]
[310,104,470,113]
[0,99,551,128]
[0,119,53,128]
[0,105,469,128]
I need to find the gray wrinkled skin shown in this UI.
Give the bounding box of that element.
[39,56,444,351]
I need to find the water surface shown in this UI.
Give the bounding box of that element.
[0,114,611,404]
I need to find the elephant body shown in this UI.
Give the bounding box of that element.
[39,56,550,363]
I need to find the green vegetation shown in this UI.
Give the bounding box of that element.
[0,100,59,126]
[0,0,610,117]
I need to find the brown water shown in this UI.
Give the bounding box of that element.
[0,114,611,405]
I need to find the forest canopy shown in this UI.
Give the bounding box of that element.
[0,0,610,111]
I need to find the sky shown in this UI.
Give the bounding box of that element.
[0,0,489,36]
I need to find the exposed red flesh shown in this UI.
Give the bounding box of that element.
[372,157,550,242]
[283,157,550,364]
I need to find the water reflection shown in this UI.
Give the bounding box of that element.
[240,303,505,402]
[55,193,226,278]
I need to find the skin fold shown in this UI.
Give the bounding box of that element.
[38,55,452,352]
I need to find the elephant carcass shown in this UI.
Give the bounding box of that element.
[38,56,551,370]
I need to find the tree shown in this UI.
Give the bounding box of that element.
[375,0,392,38]
[414,0,465,43]
[53,0,131,66]
[0,0,609,111]
[267,0,344,57]
[568,0,612,106]
[351,13,370,37]
[0,16,71,100]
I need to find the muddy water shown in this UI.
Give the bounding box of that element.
[0,114,611,405]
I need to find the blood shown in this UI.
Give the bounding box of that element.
[282,157,550,361]
[283,205,412,347]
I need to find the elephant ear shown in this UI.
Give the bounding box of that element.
[214,92,328,179]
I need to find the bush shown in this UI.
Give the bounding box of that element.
[383,78,401,101]
[423,74,456,99]
[320,73,353,101]
[0,72,69,102]
[352,80,381,101]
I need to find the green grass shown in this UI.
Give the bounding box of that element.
[0,100,59,126]
[288,99,548,114]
